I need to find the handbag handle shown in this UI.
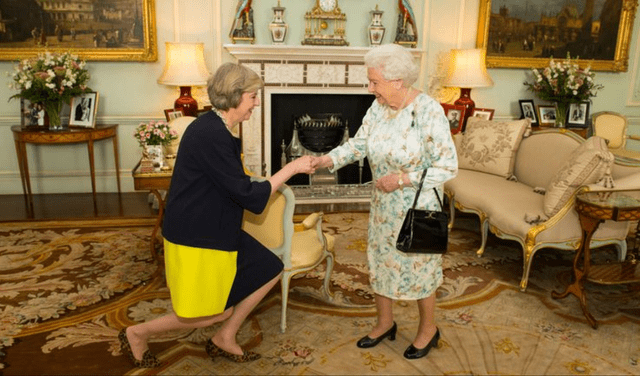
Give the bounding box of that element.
[410,169,444,211]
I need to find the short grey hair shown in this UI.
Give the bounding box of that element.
[208,62,264,111]
[364,44,419,86]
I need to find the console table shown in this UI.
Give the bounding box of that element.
[12,125,122,215]
[551,189,640,328]
[131,162,171,262]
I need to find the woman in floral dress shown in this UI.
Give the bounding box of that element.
[313,44,458,359]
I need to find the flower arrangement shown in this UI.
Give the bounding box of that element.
[8,51,91,128]
[523,55,603,103]
[134,120,178,146]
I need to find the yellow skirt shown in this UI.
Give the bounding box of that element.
[164,239,237,318]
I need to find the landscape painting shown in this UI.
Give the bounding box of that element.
[476,0,637,71]
[0,0,157,61]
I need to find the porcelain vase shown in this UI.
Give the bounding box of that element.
[144,145,164,169]
[269,2,287,44]
[368,6,385,46]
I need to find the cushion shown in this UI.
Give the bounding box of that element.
[543,136,614,217]
[457,117,531,178]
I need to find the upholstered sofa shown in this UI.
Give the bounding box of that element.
[445,117,640,291]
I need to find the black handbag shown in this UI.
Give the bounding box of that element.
[396,170,449,254]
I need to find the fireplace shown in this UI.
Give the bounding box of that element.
[271,93,375,186]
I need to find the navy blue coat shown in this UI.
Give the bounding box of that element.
[162,111,271,251]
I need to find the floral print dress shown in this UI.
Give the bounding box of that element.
[327,93,458,299]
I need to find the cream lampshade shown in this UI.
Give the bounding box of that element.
[443,48,494,131]
[157,42,210,117]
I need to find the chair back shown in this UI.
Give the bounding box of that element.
[241,184,295,265]
[167,116,197,153]
[592,111,628,149]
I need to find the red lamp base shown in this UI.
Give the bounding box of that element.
[174,86,198,117]
[454,88,475,132]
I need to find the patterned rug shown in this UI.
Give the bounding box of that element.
[1,214,639,375]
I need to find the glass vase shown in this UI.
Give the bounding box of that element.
[44,100,64,131]
[554,101,570,128]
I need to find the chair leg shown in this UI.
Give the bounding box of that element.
[448,197,456,229]
[280,271,292,333]
[321,253,334,299]
[477,217,489,257]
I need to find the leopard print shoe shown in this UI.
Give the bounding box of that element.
[118,329,161,368]
[205,339,261,363]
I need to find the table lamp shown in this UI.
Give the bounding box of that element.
[443,48,494,131]
[157,42,210,117]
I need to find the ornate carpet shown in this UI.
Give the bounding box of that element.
[1,214,639,375]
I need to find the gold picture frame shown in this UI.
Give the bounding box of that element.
[0,0,157,62]
[476,0,638,72]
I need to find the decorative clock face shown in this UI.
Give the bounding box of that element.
[319,0,337,12]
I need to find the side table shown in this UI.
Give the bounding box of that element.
[551,189,640,328]
[132,162,171,262]
[11,125,121,215]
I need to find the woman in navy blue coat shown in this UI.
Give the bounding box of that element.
[118,63,316,367]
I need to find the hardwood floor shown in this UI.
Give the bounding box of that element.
[0,192,157,222]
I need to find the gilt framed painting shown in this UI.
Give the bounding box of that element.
[0,0,157,61]
[476,0,637,71]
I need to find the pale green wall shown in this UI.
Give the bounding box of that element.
[0,0,638,195]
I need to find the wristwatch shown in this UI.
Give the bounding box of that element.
[398,173,404,187]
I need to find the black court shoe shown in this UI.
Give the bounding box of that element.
[356,322,397,348]
[403,327,440,360]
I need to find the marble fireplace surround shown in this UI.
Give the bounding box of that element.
[224,45,424,177]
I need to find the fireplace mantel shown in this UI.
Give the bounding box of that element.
[224,44,424,63]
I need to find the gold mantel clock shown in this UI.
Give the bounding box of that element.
[302,0,348,46]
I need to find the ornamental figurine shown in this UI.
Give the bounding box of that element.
[230,0,255,44]
[394,0,418,48]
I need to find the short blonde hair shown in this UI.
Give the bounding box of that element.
[208,63,264,111]
[364,44,418,86]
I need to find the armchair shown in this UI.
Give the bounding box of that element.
[242,183,335,333]
[592,111,640,159]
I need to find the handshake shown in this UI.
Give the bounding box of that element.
[287,155,333,175]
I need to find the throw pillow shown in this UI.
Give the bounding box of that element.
[457,117,531,178]
[543,136,614,217]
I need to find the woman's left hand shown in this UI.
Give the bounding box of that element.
[375,173,401,192]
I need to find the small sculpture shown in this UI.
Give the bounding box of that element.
[230,0,255,44]
[395,0,418,48]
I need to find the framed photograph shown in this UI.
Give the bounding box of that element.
[471,108,495,120]
[441,103,467,134]
[164,108,184,122]
[476,0,636,72]
[0,0,157,62]
[69,92,99,128]
[20,98,45,127]
[519,99,538,126]
[567,102,591,128]
[537,105,557,126]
